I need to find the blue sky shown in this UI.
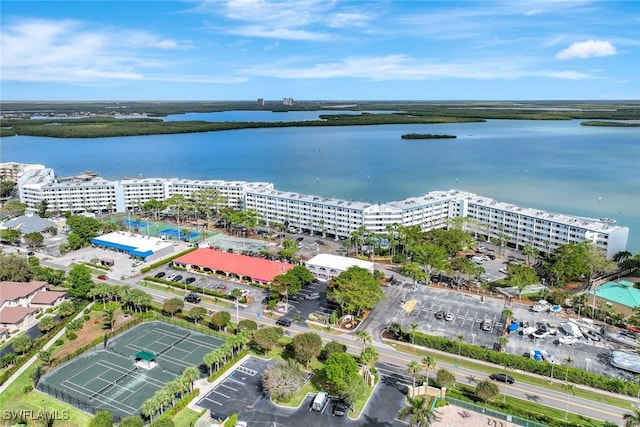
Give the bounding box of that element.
[1,0,638,101]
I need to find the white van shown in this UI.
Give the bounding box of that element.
[312,391,328,412]
[471,256,484,264]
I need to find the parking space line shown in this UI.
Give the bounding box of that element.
[225,377,245,386]
[211,389,231,399]
[202,396,224,406]
[460,309,469,327]
[471,312,479,329]
[220,383,238,392]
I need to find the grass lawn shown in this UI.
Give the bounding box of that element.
[172,408,203,427]
[0,363,93,427]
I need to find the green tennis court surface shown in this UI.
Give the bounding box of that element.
[38,321,224,421]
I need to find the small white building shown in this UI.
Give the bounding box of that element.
[305,253,374,282]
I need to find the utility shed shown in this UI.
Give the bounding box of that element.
[305,253,374,282]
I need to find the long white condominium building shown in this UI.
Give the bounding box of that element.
[0,162,45,182]
[18,167,628,257]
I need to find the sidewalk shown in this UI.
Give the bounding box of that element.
[0,302,93,395]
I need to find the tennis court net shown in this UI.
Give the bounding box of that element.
[89,366,137,400]
[157,332,191,356]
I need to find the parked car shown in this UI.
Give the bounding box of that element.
[172,275,183,282]
[481,319,492,331]
[97,274,107,280]
[296,236,304,242]
[184,293,201,303]
[167,274,177,281]
[332,399,350,416]
[445,312,455,321]
[275,318,292,327]
[435,311,445,320]
[489,373,515,384]
[185,277,196,284]
[154,271,166,278]
[305,293,320,300]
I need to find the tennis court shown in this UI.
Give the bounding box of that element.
[38,350,173,421]
[159,227,200,241]
[204,233,266,253]
[38,321,224,420]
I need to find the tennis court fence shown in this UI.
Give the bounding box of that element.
[36,382,125,423]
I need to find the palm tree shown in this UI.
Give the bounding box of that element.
[166,379,182,406]
[563,382,575,420]
[456,334,464,357]
[421,355,435,385]
[354,330,372,352]
[388,322,402,338]
[182,366,200,392]
[141,397,158,422]
[410,323,419,345]
[501,308,513,323]
[103,307,115,332]
[398,395,436,427]
[203,351,216,376]
[407,360,421,389]
[496,336,508,352]
[623,408,640,427]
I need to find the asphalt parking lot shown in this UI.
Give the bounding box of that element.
[388,285,507,349]
[195,356,411,427]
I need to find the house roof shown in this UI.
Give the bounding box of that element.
[0,306,39,324]
[1,215,57,234]
[306,253,374,272]
[0,327,8,336]
[174,248,293,283]
[30,290,67,305]
[590,280,640,309]
[0,281,48,305]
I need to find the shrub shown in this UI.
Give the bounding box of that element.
[66,331,77,340]
[55,339,64,346]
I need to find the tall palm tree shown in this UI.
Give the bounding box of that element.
[141,397,158,422]
[421,355,436,385]
[410,323,419,345]
[623,408,640,427]
[182,366,200,392]
[407,360,421,389]
[398,395,436,427]
[456,334,465,357]
[354,330,372,352]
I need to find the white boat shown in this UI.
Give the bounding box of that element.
[522,326,537,335]
[611,351,640,373]
[606,332,638,348]
[560,322,584,338]
[559,336,578,345]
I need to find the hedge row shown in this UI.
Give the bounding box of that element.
[402,331,640,397]
[0,305,83,385]
[140,247,197,274]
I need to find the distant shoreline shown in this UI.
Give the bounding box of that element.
[580,120,640,127]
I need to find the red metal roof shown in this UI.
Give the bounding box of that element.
[0,281,47,305]
[0,306,39,325]
[174,248,294,283]
[30,291,67,305]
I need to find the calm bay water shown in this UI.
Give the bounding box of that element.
[2,116,639,251]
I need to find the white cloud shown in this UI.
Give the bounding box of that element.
[241,55,596,81]
[0,18,187,82]
[555,40,616,60]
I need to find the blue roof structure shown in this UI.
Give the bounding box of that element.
[90,231,173,260]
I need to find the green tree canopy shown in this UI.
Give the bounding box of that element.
[292,332,323,367]
[66,264,93,299]
[321,340,347,361]
[435,369,455,389]
[119,416,144,427]
[88,410,113,427]
[12,335,32,354]
[475,380,500,403]
[66,215,102,246]
[262,359,306,402]
[0,228,21,245]
[506,264,540,289]
[324,352,360,396]
[0,200,27,217]
[0,252,33,281]
[163,298,184,317]
[252,326,283,353]
[23,231,44,248]
[210,311,231,330]
[327,266,384,316]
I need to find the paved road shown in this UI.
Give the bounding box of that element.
[10,244,632,425]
